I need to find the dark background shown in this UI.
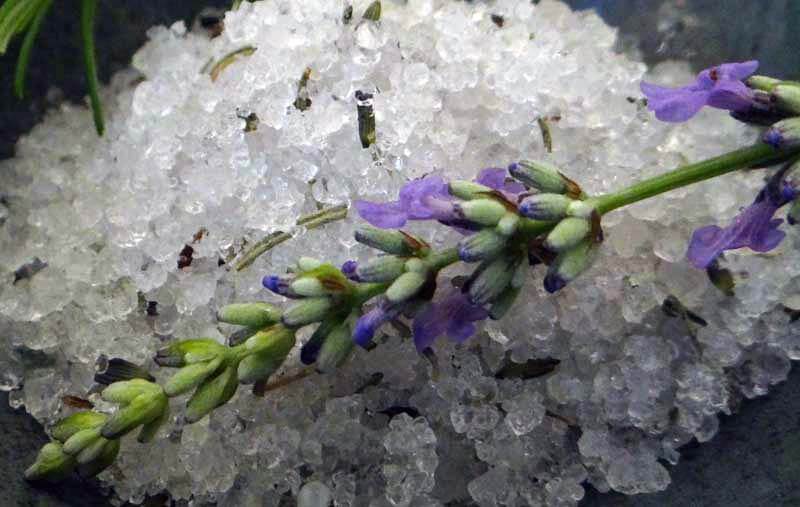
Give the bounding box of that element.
[1,1,799,505]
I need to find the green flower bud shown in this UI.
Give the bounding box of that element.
[356,255,407,282]
[495,212,520,237]
[385,271,427,303]
[544,240,595,293]
[788,199,800,226]
[354,227,423,256]
[77,439,120,478]
[244,325,296,355]
[746,75,783,92]
[75,435,111,465]
[316,315,357,373]
[458,228,507,262]
[238,328,296,384]
[519,193,572,220]
[51,411,108,443]
[163,356,224,397]
[62,427,101,456]
[136,408,169,444]
[185,365,239,423]
[290,276,328,297]
[467,254,523,306]
[448,180,493,200]
[509,160,567,194]
[101,386,168,439]
[455,199,508,226]
[488,285,521,320]
[216,302,282,328]
[282,297,333,327]
[545,217,590,252]
[403,257,426,273]
[296,256,323,272]
[764,117,800,149]
[25,442,77,482]
[772,84,800,115]
[101,378,163,406]
[154,338,227,367]
[566,200,595,218]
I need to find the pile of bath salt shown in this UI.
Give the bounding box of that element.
[1,0,796,505]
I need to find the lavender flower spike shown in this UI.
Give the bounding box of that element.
[412,287,489,352]
[641,60,759,122]
[687,167,798,269]
[354,174,456,229]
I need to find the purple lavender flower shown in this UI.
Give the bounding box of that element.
[263,275,298,298]
[411,287,489,352]
[354,174,457,229]
[352,299,403,347]
[641,61,759,122]
[687,168,798,268]
[341,260,359,281]
[475,167,526,200]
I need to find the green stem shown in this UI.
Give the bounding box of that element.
[593,143,800,215]
[80,0,104,136]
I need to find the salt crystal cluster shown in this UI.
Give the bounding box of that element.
[0,0,796,505]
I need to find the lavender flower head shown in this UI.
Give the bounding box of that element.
[411,287,489,352]
[354,174,456,229]
[687,167,798,269]
[641,60,759,122]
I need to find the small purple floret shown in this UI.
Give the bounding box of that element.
[353,299,401,347]
[641,60,759,122]
[687,170,798,269]
[475,167,525,199]
[354,174,456,229]
[411,288,489,352]
[263,275,286,294]
[341,260,359,281]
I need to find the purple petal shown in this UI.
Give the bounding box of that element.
[411,288,488,352]
[354,200,409,228]
[353,306,388,347]
[475,168,525,196]
[707,80,755,112]
[686,198,788,269]
[717,60,759,81]
[641,81,710,123]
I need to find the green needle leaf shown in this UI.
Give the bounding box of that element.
[13,0,52,99]
[80,0,104,136]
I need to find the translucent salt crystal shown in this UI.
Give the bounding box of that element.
[297,481,332,507]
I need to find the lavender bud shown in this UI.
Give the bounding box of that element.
[262,274,300,298]
[385,271,428,303]
[466,254,523,306]
[75,436,111,465]
[184,365,238,423]
[772,84,800,115]
[543,240,594,293]
[454,199,508,226]
[545,217,590,252]
[296,256,323,271]
[154,338,226,367]
[316,315,357,373]
[354,226,420,256]
[495,212,520,237]
[51,412,107,443]
[356,255,407,282]
[519,193,572,220]
[217,302,282,328]
[290,276,328,297]
[458,228,507,263]
[238,329,296,384]
[101,387,168,439]
[508,160,567,194]
[62,427,102,457]
[746,75,782,92]
[566,200,595,218]
[448,180,493,200]
[764,117,800,149]
[77,439,120,478]
[24,442,77,482]
[163,356,224,397]
[281,297,333,327]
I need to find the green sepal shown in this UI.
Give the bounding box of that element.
[50,411,107,443]
[545,217,590,252]
[24,442,77,482]
[154,338,227,367]
[456,199,508,226]
[62,427,101,456]
[163,356,224,397]
[356,255,407,282]
[282,297,333,327]
[101,378,162,406]
[217,302,282,328]
[101,389,168,439]
[137,405,169,443]
[316,315,357,373]
[77,439,119,478]
[448,180,493,200]
[75,435,109,465]
[385,271,427,303]
[185,365,239,423]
